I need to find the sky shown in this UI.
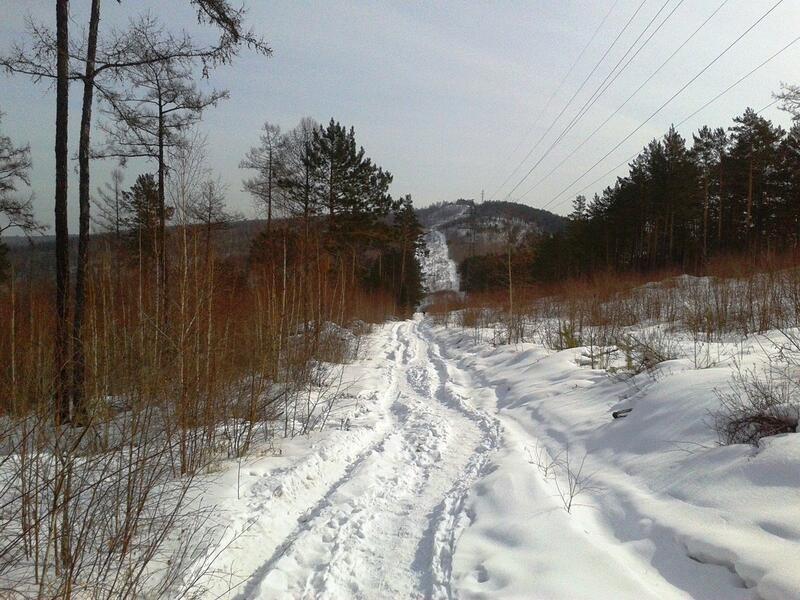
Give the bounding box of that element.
[1,0,799,231]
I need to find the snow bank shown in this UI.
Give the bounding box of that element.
[430,321,800,599]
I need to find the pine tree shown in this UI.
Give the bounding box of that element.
[691,126,727,255]
[189,177,237,263]
[313,120,364,222]
[393,195,424,307]
[729,109,784,247]
[122,173,161,261]
[773,122,800,248]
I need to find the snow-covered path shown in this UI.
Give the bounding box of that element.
[199,316,800,599]
[421,229,460,293]
[217,319,498,599]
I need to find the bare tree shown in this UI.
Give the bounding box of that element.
[277,118,321,338]
[72,0,102,421]
[240,121,283,232]
[0,111,42,238]
[97,16,229,323]
[0,196,41,238]
[0,113,44,284]
[188,0,272,55]
[93,167,126,239]
[190,176,237,263]
[55,0,71,425]
[168,129,210,226]
[279,118,322,229]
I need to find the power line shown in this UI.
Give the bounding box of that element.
[488,0,648,201]
[553,85,787,210]
[494,0,621,177]
[755,98,781,115]
[555,0,684,149]
[518,0,731,201]
[677,42,795,125]
[545,37,798,214]
[538,0,787,212]
[504,0,685,203]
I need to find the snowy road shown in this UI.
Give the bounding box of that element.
[214,319,499,599]
[199,315,800,599]
[198,234,798,600]
[421,229,460,293]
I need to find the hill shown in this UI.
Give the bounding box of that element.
[416,199,566,263]
[4,219,273,282]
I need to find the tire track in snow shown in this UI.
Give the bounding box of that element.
[231,322,407,600]
[416,320,503,600]
[238,320,494,599]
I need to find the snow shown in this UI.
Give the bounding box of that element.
[194,319,497,598]
[432,322,800,599]
[420,229,460,293]
[189,263,800,597]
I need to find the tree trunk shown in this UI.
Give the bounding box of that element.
[668,211,675,262]
[267,148,273,233]
[158,104,168,325]
[746,158,754,241]
[72,0,101,419]
[507,239,513,344]
[55,0,71,425]
[703,176,709,260]
[399,239,406,306]
[329,164,335,218]
[718,157,725,247]
[302,142,310,341]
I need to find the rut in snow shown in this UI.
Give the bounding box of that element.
[237,320,498,599]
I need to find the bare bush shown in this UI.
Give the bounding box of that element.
[525,442,561,479]
[714,365,800,446]
[0,410,225,598]
[552,447,600,514]
[526,442,600,514]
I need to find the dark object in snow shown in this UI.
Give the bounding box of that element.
[612,408,633,419]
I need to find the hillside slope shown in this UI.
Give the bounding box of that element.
[416,199,566,263]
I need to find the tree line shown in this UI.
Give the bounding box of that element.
[461,90,800,291]
[90,115,425,318]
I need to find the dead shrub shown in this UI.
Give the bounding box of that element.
[714,365,800,446]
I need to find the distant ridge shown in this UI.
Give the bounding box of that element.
[416,199,566,263]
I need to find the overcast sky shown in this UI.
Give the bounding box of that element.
[2,0,799,230]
